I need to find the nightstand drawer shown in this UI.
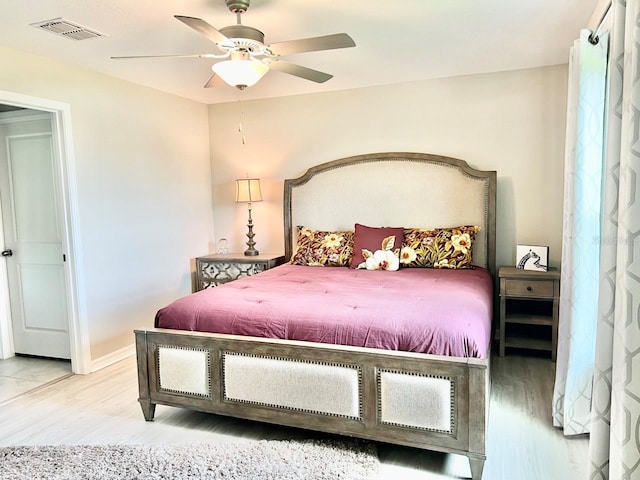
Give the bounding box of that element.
[195,254,285,291]
[504,279,554,298]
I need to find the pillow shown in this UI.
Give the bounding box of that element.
[290,227,354,267]
[401,226,480,269]
[351,224,403,271]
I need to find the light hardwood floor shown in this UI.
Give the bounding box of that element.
[0,353,588,479]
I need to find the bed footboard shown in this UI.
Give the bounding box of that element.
[135,328,489,480]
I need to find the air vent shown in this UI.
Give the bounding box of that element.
[30,18,106,41]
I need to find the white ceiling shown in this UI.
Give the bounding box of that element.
[1,0,599,105]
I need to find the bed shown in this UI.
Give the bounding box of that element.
[135,152,497,480]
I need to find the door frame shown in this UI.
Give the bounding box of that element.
[0,90,90,374]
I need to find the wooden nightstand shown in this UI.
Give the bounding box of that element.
[195,254,285,291]
[498,266,560,360]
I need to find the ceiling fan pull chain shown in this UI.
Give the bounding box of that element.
[238,100,246,145]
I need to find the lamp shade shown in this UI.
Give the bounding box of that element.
[212,59,268,89]
[235,178,263,203]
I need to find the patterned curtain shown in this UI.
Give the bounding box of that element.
[589,0,640,478]
[552,29,608,435]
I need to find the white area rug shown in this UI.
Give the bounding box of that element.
[0,438,379,480]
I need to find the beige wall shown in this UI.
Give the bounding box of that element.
[0,46,213,363]
[208,64,568,270]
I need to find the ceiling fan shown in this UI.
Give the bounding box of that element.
[111,0,356,90]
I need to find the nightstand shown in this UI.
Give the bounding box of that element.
[498,266,560,360]
[195,253,285,291]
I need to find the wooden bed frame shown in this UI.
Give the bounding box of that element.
[135,152,496,480]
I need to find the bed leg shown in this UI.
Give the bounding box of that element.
[139,399,156,421]
[135,330,155,421]
[469,456,485,480]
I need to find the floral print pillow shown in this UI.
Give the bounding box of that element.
[356,235,401,271]
[351,224,403,271]
[290,226,354,266]
[401,226,480,269]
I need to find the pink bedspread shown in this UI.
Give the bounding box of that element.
[155,264,494,358]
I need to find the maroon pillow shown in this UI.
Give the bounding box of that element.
[350,223,404,270]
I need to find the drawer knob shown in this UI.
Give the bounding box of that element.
[527,286,532,292]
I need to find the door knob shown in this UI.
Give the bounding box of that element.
[1,249,12,257]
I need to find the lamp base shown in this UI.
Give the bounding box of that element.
[243,204,259,256]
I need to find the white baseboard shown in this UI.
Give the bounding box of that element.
[91,343,136,372]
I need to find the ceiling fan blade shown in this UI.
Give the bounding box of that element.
[204,73,226,88]
[174,15,234,48]
[268,61,333,83]
[111,53,220,60]
[268,33,355,56]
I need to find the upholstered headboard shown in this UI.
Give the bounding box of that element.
[283,152,496,277]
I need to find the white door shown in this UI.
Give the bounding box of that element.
[0,112,70,359]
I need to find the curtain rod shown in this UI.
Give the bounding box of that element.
[588,1,612,45]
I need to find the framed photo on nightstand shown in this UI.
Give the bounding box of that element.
[515,244,549,271]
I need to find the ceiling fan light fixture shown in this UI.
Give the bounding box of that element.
[212,58,268,90]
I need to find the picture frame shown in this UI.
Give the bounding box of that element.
[515,244,549,271]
